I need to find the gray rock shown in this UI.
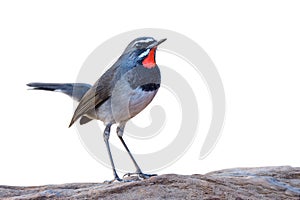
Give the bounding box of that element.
[1,166,300,199]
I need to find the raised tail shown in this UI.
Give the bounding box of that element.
[27,82,91,102]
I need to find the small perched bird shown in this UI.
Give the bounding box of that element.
[27,37,166,182]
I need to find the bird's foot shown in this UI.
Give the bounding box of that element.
[104,175,132,184]
[123,172,157,180]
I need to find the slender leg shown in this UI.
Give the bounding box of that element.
[103,123,122,183]
[117,125,157,179]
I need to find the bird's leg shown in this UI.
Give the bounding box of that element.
[117,125,157,180]
[103,123,123,183]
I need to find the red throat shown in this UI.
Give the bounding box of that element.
[142,47,157,68]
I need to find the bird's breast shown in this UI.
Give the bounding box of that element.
[128,85,159,117]
[126,65,161,90]
[108,79,160,123]
[96,65,161,124]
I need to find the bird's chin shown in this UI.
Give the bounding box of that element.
[142,48,157,68]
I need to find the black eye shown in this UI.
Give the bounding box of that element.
[135,43,142,49]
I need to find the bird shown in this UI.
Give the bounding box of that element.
[27,37,167,182]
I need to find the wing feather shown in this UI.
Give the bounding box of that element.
[68,65,120,127]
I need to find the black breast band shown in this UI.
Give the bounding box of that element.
[140,83,160,91]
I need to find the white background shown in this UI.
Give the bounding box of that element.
[0,1,300,186]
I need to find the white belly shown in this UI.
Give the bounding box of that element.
[91,87,157,124]
[128,88,158,117]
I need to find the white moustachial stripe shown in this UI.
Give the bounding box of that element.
[138,49,150,58]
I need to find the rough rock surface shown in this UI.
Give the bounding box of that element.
[1,166,300,200]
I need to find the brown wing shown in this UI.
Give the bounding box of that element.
[68,65,120,127]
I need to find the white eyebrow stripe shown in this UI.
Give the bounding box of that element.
[138,49,150,58]
[133,38,155,45]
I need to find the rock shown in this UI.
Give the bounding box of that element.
[1,166,300,199]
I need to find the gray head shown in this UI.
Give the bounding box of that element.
[121,37,167,68]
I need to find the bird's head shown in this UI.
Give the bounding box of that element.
[122,37,167,69]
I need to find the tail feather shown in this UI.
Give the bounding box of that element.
[27,82,91,102]
[27,82,94,126]
[27,83,64,91]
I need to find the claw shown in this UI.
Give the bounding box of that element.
[104,176,132,184]
[123,172,157,180]
[139,173,157,179]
